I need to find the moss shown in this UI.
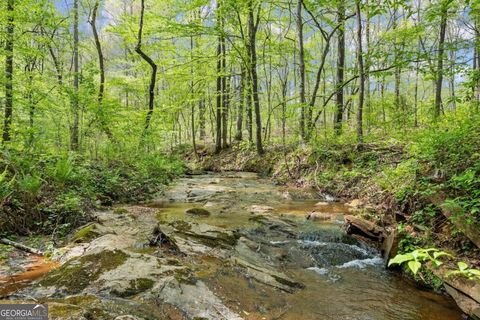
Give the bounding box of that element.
[111,278,155,297]
[40,250,128,294]
[170,220,192,232]
[71,224,100,243]
[174,268,197,285]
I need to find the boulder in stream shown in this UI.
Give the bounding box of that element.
[185,207,211,217]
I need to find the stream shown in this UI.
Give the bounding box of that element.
[0,172,463,319]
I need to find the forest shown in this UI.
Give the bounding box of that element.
[0,0,480,319]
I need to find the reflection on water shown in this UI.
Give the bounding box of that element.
[0,255,58,297]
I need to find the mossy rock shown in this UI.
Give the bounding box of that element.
[71,224,100,243]
[111,278,155,297]
[185,208,211,217]
[40,250,128,294]
[174,268,197,285]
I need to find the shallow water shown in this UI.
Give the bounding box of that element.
[0,172,463,319]
[152,172,463,320]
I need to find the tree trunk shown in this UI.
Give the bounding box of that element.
[434,1,451,119]
[136,0,157,136]
[248,1,264,155]
[215,3,223,154]
[334,0,345,135]
[70,0,80,151]
[356,0,365,144]
[90,0,113,140]
[297,0,306,140]
[2,0,14,144]
[235,66,245,141]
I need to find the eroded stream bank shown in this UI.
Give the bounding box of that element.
[0,172,463,319]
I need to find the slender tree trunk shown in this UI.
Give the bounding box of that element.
[476,17,480,109]
[221,39,229,149]
[356,0,365,144]
[199,98,206,140]
[297,0,306,140]
[90,0,113,140]
[136,0,157,136]
[393,8,401,111]
[246,74,253,143]
[235,66,245,141]
[215,4,223,153]
[2,0,14,144]
[248,1,263,155]
[434,0,451,119]
[334,0,345,135]
[70,0,80,150]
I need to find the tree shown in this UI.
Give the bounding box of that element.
[297,0,306,140]
[434,0,453,119]
[135,0,158,137]
[2,0,14,144]
[70,0,80,151]
[247,0,264,155]
[334,0,345,135]
[89,0,113,140]
[356,0,365,143]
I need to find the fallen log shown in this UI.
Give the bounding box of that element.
[0,238,43,255]
[344,215,385,242]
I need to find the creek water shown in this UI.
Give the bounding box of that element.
[0,172,463,319]
[151,172,463,320]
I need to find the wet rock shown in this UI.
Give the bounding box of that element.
[249,205,275,214]
[315,201,330,207]
[306,211,333,221]
[346,199,364,209]
[168,221,238,249]
[233,238,304,292]
[232,256,304,293]
[154,277,243,320]
[71,224,101,243]
[39,250,128,295]
[344,215,385,242]
[445,284,480,320]
[185,207,211,217]
[149,224,181,253]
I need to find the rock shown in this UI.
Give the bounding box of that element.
[381,228,399,265]
[231,256,304,293]
[155,277,243,320]
[346,199,364,209]
[168,221,238,248]
[115,316,139,320]
[445,284,480,320]
[344,215,385,242]
[71,224,101,243]
[440,202,480,249]
[315,201,330,207]
[185,207,211,217]
[249,205,275,214]
[306,211,333,221]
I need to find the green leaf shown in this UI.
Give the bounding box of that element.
[458,262,469,271]
[408,260,422,275]
[388,253,413,266]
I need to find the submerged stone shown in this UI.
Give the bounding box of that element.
[185,207,211,217]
